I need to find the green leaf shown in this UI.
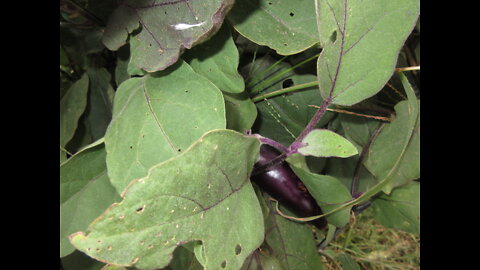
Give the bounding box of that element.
[104,60,226,193]
[363,74,419,194]
[223,92,258,132]
[184,23,245,94]
[102,0,235,72]
[228,0,319,55]
[85,68,114,141]
[60,73,89,149]
[70,129,264,270]
[60,143,121,257]
[61,250,105,270]
[240,250,284,270]
[264,200,323,270]
[290,166,352,227]
[315,0,420,105]
[323,156,376,193]
[371,181,420,234]
[168,246,203,270]
[298,129,358,158]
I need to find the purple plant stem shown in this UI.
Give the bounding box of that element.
[291,95,333,151]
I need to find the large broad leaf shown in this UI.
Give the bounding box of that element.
[228,0,319,55]
[371,181,420,234]
[102,0,235,72]
[315,0,419,105]
[70,129,264,270]
[264,200,324,270]
[60,142,121,257]
[60,73,89,149]
[104,60,226,193]
[290,165,352,227]
[363,74,419,194]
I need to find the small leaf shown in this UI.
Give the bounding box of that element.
[298,129,358,158]
[102,0,235,72]
[371,181,420,234]
[60,73,89,149]
[70,130,263,270]
[290,165,352,227]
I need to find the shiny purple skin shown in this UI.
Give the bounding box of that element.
[251,144,327,229]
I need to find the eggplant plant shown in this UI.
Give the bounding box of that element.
[60,0,420,269]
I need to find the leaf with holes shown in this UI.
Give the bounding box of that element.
[297,129,358,158]
[102,0,235,72]
[60,143,121,258]
[228,0,319,55]
[104,60,225,193]
[315,0,419,105]
[69,129,264,270]
[264,200,324,270]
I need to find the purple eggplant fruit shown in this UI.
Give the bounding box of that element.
[251,144,327,229]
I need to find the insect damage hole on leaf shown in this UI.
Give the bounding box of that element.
[235,244,242,255]
[282,79,294,88]
[330,30,337,43]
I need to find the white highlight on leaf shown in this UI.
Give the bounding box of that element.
[171,21,206,30]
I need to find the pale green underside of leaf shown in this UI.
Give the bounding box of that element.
[290,165,352,227]
[60,144,121,257]
[60,73,89,148]
[228,0,319,55]
[265,200,324,270]
[371,181,420,234]
[70,129,264,270]
[104,60,226,193]
[102,0,235,72]
[298,129,358,158]
[363,74,419,194]
[316,0,420,106]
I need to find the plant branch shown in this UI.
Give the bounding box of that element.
[251,81,318,102]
